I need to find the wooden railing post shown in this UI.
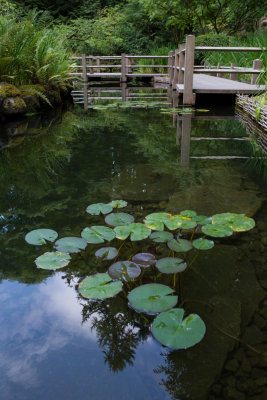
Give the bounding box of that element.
[251,59,261,84]
[172,49,179,88]
[82,54,88,82]
[96,56,101,73]
[230,62,237,80]
[169,51,175,84]
[217,63,222,77]
[89,55,94,74]
[178,44,185,84]
[183,35,195,105]
[121,53,127,83]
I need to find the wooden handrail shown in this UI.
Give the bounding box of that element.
[195,46,265,52]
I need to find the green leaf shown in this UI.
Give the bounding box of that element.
[201,224,233,238]
[152,308,206,349]
[168,238,193,252]
[128,283,178,314]
[105,212,134,227]
[35,251,71,270]
[108,261,141,281]
[95,247,118,260]
[54,237,87,253]
[132,253,156,267]
[155,257,187,274]
[25,229,58,245]
[81,226,115,243]
[149,231,173,243]
[144,212,171,231]
[164,216,197,230]
[192,238,214,250]
[180,210,197,218]
[109,200,127,209]
[114,223,151,241]
[86,203,112,215]
[212,213,255,232]
[192,215,212,225]
[79,273,122,299]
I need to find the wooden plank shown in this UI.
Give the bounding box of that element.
[194,68,262,73]
[195,46,264,52]
[125,55,168,59]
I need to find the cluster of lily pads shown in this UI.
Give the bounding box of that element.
[160,107,210,115]
[88,101,171,110]
[25,201,255,350]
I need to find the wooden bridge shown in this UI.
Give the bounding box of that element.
[71,35,266,105]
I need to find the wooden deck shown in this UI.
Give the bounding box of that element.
[176,74,266,95]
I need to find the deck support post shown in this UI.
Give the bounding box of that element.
[217,63,222,77]
[168,51,174,83]
[251,59,261,84]
[172,49,179,88]
[230,62,237,80]
[89,55,94,74]
[96,57,101,73]
[82,54,88,83]
[180,116,191,168]
[178,44,185,84]
[121,53,127,83]
[183,35,195,105]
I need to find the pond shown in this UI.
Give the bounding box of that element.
[0,95,266,400]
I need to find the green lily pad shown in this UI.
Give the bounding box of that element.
[144,212,171,231]
[105,212,134,227]
[35,251,71,270]
[230,217,255,232]
[128,283,178,314]
[192,215,212,225]
[109,200,127,209]
[180,210,197,218]
[164,216,197,230]
[193,238,214,250]
[114,223,151,241]
[152,308,206,349]
[81,226,115,243]
[95,247,118,260]
[86,203,112,215]
[212,213,255,232]
[54,237,87,253]
[132,253,156,267]
[79,273,122,300]
[212,212,245,225]
[149,231,173,243]
[202,224,233,238]
[108,261,141,281]
[155,257,187,274]
[25,229,58,245]
[168,238,193,252]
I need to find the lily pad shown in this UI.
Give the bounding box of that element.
[128,283,178,314]
[180,210,197,218]
[149,231,173,243]
[54,237,87,253]
[114,223,151,241]
[105,212,134,227]
[212,212,245,225]
[155,257,187,274]
[144,212,171,231]
[35,251,71,270]
[81,226,115,243]
[108,261,141,281]
[193,238,214,250]
[86,203,112,215]
[212,213,255,232]
[25,229,58,245]
[202,224,233,237]
[95,247,118,260]
[230,217,255,232]
[79,273,122,300]
[168,238,193,253]
[109,200,127,209]
[132,253,156,267]
[192,215,212,225]
[164,216,197,230]
[152,308,206,349]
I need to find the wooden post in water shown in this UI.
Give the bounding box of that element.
[183,35,195,105]
[180,116,191,167]
[178,44,185,84]
[230,62,237,80]
[121,53,127,83]
[172,49,179,88]
[96,57,101,73]
[82,54,88,82]
[251,59,261,84]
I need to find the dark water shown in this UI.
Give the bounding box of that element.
[0,103,266,400]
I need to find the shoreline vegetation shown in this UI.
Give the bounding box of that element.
[0,0,266,120]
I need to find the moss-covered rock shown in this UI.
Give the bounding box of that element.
[0,82,21,99]
[1,97,27,115]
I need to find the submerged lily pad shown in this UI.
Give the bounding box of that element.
[132,253,156,267]
[168,239,193,252]
[105,212,134,227]
[54,237,87,253]
[114,223,151,241]
[192,215,212,225]
[25,229,58,245]
[180,210,197,218]
[35,251,71,270]
[155,257,187,274]
[95,247,118,260]
[81,226,115,243]
[144,212,171,231]
[202,224,233,237]
[108,261,141,281]
[79,273,122,299]
[193,238,214,250]
[128,283,178,314]
[152,308,206,349]
[149,231,173,243]
[109,200,127,209]
[86,203,112,215]
[212,213,255,232]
